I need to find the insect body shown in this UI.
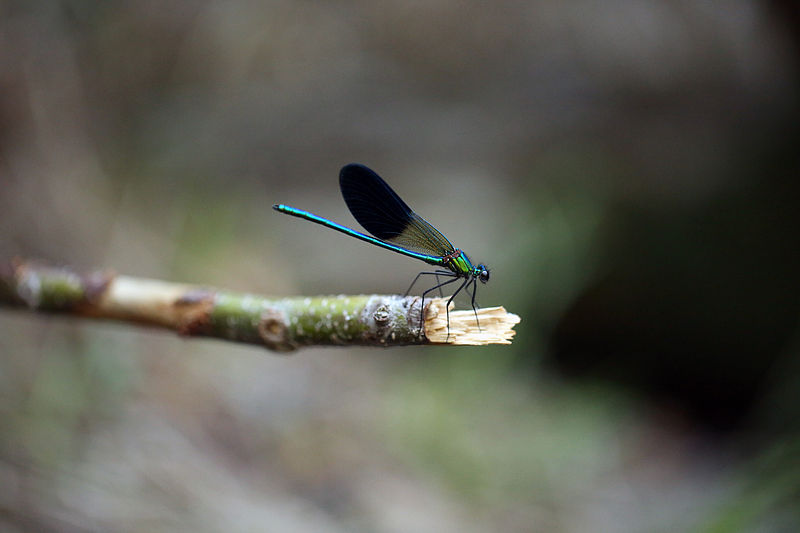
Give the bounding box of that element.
[273,163,489,338]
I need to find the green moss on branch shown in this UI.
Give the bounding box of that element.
[0,259,519,351]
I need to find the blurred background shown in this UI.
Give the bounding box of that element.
[1,1,799,531]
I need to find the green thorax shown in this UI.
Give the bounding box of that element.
[444,249,477,277]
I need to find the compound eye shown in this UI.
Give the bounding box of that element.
[479,269,490,283]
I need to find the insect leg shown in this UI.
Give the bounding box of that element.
[468,277,481,331]
[418,274,460,334]
[443,277,472,342]
[404,270,454,297]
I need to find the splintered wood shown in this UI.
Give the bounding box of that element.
[424,299,521,345]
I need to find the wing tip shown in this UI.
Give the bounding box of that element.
[340,162,377,183]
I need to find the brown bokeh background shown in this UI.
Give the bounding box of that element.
[1,2,799,531]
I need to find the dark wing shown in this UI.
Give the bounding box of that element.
[339,163,455,257]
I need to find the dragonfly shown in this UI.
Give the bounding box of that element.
[273,163,489,338]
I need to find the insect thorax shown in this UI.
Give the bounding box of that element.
[443,249,475,277]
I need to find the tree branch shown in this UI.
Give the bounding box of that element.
[0,259,520,352]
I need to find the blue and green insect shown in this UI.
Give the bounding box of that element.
[273,163,490,335]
